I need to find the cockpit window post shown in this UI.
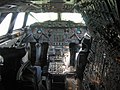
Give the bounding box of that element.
[7,12,18,34]
[58,12,61,21]
[0,13,8,24]
[22,12,29,28]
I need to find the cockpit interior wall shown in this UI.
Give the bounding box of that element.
[116,0,120,18]
[0,0,9,6]
[74,0,120,90]
[82,33,120,90]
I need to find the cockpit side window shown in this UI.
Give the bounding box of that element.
[0,13,12,36]
[13,12,25,30]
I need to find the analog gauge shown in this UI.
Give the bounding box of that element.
[32,28,42,40]
[37,29,42,34]
[76,27,81,34]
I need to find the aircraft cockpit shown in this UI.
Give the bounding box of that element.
[0,0,91,90]
[2,0,120,90]
[0,8,91,90]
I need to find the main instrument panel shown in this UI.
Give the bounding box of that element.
[28,21,86,46]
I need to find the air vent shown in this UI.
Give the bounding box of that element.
[64,0,74,4]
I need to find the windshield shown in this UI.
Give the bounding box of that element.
[0,12,85,36]
[26,12,85,26]
[0,13,12,36]
[61,13,85,24]
[26,12,58,26]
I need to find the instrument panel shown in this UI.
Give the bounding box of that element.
[47,46,70,74]
[26,21,86,46]
[30,21,81,28]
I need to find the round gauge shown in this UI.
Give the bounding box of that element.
[76,28,81,34]
[32,28,42,40]
[37,29,42,34]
